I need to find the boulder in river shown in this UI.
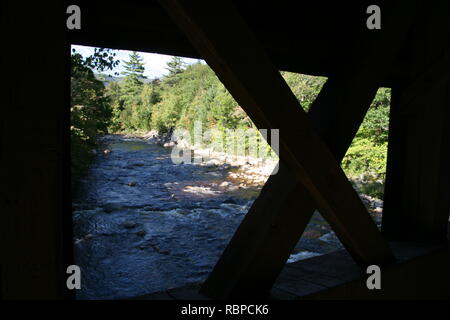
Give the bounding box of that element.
[219,181,231,187]
[163,141,175,147]
[204,159,221,167]
[102,203,122,213]
[135,230,146,237]
[131,162,145,167]
[123,221,138,229]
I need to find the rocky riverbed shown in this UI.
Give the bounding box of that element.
[72,134,383,299]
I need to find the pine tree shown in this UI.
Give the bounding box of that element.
[122,51,147,90]
[115,51,148,131]
[165,56,186,77]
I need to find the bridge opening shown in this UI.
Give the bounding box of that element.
[70,44,389,299]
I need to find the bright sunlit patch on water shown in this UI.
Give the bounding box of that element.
[182,186,219,195]
[287,251,321,264]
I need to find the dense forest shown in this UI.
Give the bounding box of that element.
[71,49,390,198]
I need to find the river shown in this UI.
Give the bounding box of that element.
[72,134,380,299]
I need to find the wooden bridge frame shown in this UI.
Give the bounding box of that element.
[1,0,449,299]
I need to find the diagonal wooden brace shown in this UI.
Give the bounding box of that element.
[159,0,414,298]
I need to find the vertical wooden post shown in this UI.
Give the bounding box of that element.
[382,3,450,242]
[0,1,70,298]
[383,81,450,241]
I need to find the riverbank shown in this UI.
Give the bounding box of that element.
[97,132,385,236]
[106,130,279,186]
[107,131,385,209]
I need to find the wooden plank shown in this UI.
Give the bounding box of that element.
[389,241,445,262]
[286,250,363,283]
[273,272,327,298]
[298,237,450,299]
[166,283,210,300]
[136,223,450,300]
[281,264,344,288]
[270,287,298,300]
[134,291,175,300]
[382,2,450,242]
[159,0,415,298]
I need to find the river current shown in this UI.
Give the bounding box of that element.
[72,135,354,299]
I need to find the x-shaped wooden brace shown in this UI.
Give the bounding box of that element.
[160,0,416,298]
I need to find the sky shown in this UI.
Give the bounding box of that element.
[71,45,202,79]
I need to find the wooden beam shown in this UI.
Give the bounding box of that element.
[196,2,415,298]
[67,2,409,88]
[159,0,403,298]
[0,1,71,298]
[382,2,450,242]
[383,84,450,241]
[398,46,450,114]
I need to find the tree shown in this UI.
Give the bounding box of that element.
[164,56,186,86]
[112,51,148,131]
[281,72,326,111]
[71,47,119,180]
[106,81,126,132]
[122,51,147,91]
[166,56,186,76]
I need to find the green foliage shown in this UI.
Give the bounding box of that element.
[281,71,327,111]
[357,87,390,145]
[342,137,388,177]
[108,51,152,132]
[108,61,267,154]
[281,73,390,197]
[341,88,391,197]
[165,56,186,86]
[121,51,146,90]
[104,54,391,198]
[71,48,119,180]
[72,47,120,74]
[166,56,186,75]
